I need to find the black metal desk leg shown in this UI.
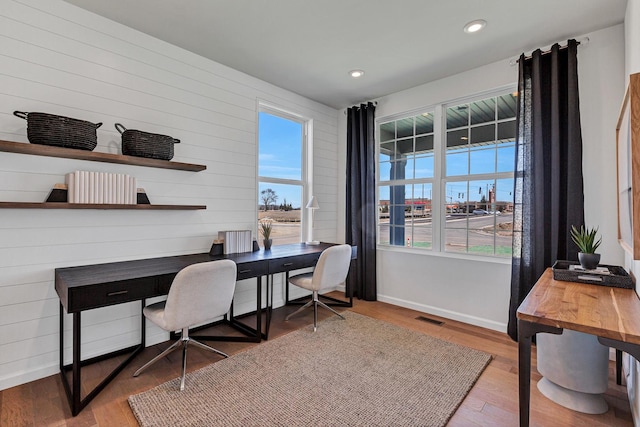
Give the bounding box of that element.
[598,337,640,384]
[256,276,262,340]
[285,271,290,304]
[616,349,623,385]
[59,303,64,375]
[265,274,273,339]
[517,320,563,427]
[72,311,81,415]
[141,299,146,347]
[518,322,532,427]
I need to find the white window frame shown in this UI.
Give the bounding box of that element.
[257,102,313,243]
[376,85,516,259]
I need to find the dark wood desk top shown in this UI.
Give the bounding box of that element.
[55,242,334,287]
[55,242,346,312]
[517,268,640,345]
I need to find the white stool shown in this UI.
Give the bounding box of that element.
[537,329,609,414]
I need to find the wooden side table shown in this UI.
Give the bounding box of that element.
[517,268,640,427]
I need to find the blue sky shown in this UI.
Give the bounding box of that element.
[258,112,303,208]
[259,111,515,210]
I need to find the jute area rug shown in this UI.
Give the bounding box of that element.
[128,311,491,427]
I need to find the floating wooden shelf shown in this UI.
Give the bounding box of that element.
[0,140,206,172]
[0,202,206,210]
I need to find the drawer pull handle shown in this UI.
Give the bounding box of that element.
[239,269,251,274]
[107,290,128,297]
[283,262,293,267]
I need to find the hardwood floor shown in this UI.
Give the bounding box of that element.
[0,295,633,426]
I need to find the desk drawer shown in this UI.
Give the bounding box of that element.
[68,277,156,312]
[156,274,175,295]
[236,261,268,280]
[269,254,319,274]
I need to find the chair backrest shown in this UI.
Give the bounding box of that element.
[162,259,237,331]
[311,244,352,292]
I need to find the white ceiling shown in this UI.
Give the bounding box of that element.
[63,0,627,109]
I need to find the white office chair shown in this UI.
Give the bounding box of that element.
[285,244,352,331]
[133,259,237,391]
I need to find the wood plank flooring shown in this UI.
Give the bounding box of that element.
[0,294,633,426]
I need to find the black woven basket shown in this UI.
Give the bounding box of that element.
[14,111,101,151]
[115,123,179,161]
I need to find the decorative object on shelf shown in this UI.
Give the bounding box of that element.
[45,183,150,205]
[115,123,179,161]
[305,196,320,245]
[259,218,273,250]
[65,171,137,204]
[136,189,150,204]
[46,183,68,202]
[570,225,602,270]
[551,260,633,288]
[13,111,101,151]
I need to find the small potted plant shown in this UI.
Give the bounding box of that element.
[259,218,273,250]
[570,225,602,270]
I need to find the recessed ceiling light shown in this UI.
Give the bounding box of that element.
[463,19,486,34]
[349,70,365,78]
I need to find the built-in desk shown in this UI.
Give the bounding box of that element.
[55,242,353,416]
[517,268,640,426]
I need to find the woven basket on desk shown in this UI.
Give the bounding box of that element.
[13,111,101,151]
[552,260,633,288]
[116,123,179,161]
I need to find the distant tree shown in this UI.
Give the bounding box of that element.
[261,188,278,211]
[280,198,293,211]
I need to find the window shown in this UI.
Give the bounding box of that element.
[377,89,516,257]
[379,113,435,248]
[258,107,308,245]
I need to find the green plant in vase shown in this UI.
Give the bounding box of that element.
[259,218,273,250]
[570,225,602,270]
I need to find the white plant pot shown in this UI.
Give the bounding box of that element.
[537,330,609,414]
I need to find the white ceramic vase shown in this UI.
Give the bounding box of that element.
[537,330,609,414]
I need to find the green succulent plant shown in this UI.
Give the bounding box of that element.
[570,225,602,254]
[259,219,273,240]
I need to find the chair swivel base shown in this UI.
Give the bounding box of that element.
[133,327,228,391]
[285,291,345,332]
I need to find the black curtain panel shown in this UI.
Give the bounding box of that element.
[507,40,585,341]
[346,102,377,301]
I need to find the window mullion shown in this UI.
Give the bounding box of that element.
[432,104,444,252]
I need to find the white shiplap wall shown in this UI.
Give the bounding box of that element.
[0,0,339,390]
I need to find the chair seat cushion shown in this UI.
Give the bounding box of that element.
[143,301,168,330]
[289,272,315,291]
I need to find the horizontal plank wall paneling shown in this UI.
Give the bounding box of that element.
[0,0,339,390]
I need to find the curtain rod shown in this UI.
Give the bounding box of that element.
[509,37,588,66]
[343,100,377,115]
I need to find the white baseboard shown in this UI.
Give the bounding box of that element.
[376,294,507,333]
[335,285,507,332]
[0,364,59,392]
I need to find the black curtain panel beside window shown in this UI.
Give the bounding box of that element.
[346,102,377,301]
[507,39,585,341]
